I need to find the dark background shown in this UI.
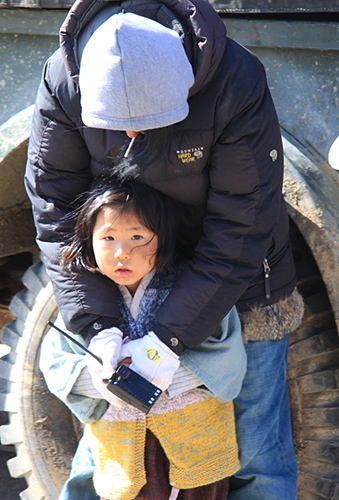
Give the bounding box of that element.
[0,412,27,500]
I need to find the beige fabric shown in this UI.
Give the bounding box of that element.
[239,287,304,343]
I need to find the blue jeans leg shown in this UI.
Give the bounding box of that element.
[58,426,99,500]
[229,335,298,500]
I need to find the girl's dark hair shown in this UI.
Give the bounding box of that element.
[61,177,199,275]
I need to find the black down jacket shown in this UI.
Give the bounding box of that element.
[25,0,296,352]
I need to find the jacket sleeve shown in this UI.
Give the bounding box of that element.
[154,65,289,352]
[39,315,108,424]
[25,51,121,340]
[180,306,247,403]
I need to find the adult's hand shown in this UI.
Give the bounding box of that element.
[86,353,124,407]
[119,332,180,390]
[88,327,123,379]
[86,327,124,407]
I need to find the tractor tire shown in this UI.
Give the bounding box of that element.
[288,221,339,500]
[0,262,78,500]
[0,224,338,500]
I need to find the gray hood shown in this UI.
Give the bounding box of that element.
[59,0,227,97]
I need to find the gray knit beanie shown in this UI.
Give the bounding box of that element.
[79,12,195,132]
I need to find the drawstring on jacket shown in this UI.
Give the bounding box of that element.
[124,136,136,158]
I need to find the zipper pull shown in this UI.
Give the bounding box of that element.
[263,258,271,299]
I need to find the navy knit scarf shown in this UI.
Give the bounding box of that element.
[117,266,184,339]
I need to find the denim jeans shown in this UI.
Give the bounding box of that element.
[58,426,99,500]
[229,335,298,500]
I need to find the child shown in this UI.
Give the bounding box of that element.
[40,178,246,500]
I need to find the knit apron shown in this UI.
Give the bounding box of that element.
[89,397,240,500]
[102,428,230,500]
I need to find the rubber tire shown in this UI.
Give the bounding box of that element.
[0,262,78,500]
[288,221,339,500]
[0,225,339,500]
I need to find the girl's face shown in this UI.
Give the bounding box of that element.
[92,206,158,296]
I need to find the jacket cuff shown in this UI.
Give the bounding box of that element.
[153,324,187,356]
[82,317,121,344]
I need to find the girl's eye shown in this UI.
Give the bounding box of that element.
[131,235,143,241]
[104,236,114,241]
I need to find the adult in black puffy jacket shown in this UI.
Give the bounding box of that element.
[25,0,304,498]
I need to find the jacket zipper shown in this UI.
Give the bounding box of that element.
[263,258,271,299]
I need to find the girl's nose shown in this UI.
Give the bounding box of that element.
[113,245,129,260]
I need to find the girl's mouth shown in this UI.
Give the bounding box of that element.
[115,267,132,276]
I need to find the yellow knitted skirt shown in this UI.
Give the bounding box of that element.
[89,397,240,500]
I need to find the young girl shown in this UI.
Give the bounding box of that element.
[40,178,246,500]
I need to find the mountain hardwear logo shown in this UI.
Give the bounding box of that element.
[176,147,204,164]
[270,149,278,162]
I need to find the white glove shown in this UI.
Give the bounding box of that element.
[88,327,123,379]
[86,354,123,408]
[86,327,124,407]
[120,332,180,391]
